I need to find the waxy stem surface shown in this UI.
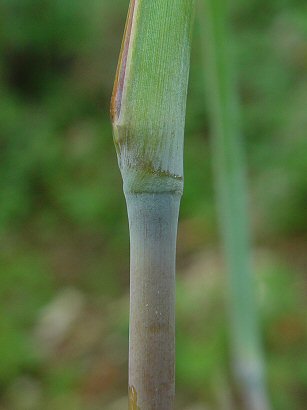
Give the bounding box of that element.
[111,1,195,409]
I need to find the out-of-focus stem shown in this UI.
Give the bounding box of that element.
[198,1,271,409]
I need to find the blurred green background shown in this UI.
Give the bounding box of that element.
[0,1,306,409]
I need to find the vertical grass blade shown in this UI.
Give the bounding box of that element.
[198,1,271,409]
[111,1,195,408]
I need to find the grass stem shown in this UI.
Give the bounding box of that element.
[198,1,271,408]
[111,1,195,407]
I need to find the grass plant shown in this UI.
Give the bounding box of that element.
[198,1,271,409]
[111,1,195,408]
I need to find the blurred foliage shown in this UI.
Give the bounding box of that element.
[0,0,306,409]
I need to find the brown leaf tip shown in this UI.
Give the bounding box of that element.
[129,385,141,410]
